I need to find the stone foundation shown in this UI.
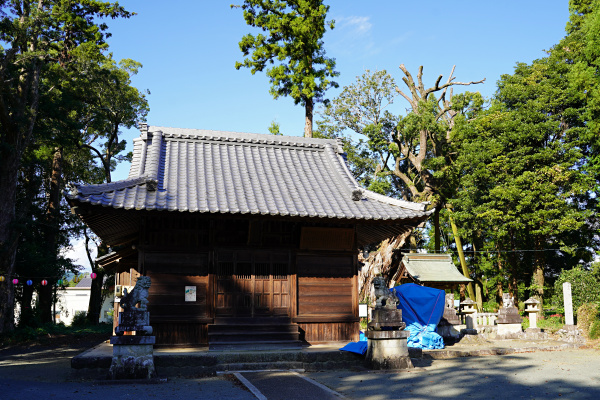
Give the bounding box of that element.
[365,330,413,370]
[497,323,522,336]
[109,341,156,380]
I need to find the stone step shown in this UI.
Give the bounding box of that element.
[209,340,303,351]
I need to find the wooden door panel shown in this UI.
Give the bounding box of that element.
[215,250,291,318]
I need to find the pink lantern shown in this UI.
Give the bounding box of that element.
[41,280,48,286]
[12,278,18,284]
[90,272,97,279]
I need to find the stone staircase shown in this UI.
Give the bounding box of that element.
[208,317,303,351]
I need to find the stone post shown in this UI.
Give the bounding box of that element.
[563,282,575,329]
[524,298,541,332]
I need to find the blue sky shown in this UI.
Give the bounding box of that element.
[71,1,571,269]
[104,0,571,180]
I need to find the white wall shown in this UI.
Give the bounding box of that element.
[56,287,113,325]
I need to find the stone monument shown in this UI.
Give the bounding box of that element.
[497,293,522,336]
[563,282,577,330]
[437,294,461,341]
[365,277,412,370]
[109,276,156,380]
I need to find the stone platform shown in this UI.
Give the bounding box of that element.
[71,338,583,379]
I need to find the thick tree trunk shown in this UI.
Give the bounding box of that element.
[0,148,20,333]
[304,98,313,138]
[358,231,412,305]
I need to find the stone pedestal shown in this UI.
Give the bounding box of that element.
[365,330,412,370]
[109,336,156,380]
[497,294,522,336]
[365,298,412,370]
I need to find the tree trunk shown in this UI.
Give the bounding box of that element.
[304,98,313,138]
[446,205,476,302]
[19,284,35,327]
[434,206,440,253]
[87,269,105,324]
[358,231,412,305]
[532,239,545,309]
[39,147,63,324]
[86,234,109,325]
[0,148,20,333]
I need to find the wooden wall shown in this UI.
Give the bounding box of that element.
[144,252,211,345]
[298,322,359,343]
[295,252,358,342]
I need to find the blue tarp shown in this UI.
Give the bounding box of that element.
[339,331,368,354]
[340,283,447,354]
[392,283,446,349]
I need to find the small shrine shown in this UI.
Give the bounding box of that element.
[365,277,412,370]
[109,276,156,379]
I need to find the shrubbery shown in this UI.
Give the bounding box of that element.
[576,303,600,337]
[552,266,600,316]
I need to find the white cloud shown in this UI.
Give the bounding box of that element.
[337,16,373,35]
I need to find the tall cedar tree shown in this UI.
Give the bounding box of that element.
[234,0,339,137]
[0,0,132,333]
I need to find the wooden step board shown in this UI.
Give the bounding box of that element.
[208,320,302,351]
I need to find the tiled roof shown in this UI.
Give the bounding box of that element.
[67,126,431,222]
[402,253,472,283]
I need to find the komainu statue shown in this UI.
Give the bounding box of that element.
[121,276,151,311]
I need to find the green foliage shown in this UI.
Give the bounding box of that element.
[0,322,112,347]
[589,320,600,340]
[538,315,565,333]
[71,311,89,327]
[553,267,600,314]
[482,301,499,313]
[268,120,282,135]
[576,302,600,337]
[234,0,339,136]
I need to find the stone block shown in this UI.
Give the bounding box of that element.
[497,323,522,336]
[497,307,522,324]
[109,343,156,380]
[365,336,412,370]
[110,335,156,345]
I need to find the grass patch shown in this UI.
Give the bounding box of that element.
[0,322,112,348]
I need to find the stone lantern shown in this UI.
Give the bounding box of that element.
[460,298,478,330]
[524,298,541,331]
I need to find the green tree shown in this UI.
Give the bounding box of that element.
[0,0,133,333]
[320,66,484,251]
[449,57,594,306]
[234,0,339,138]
